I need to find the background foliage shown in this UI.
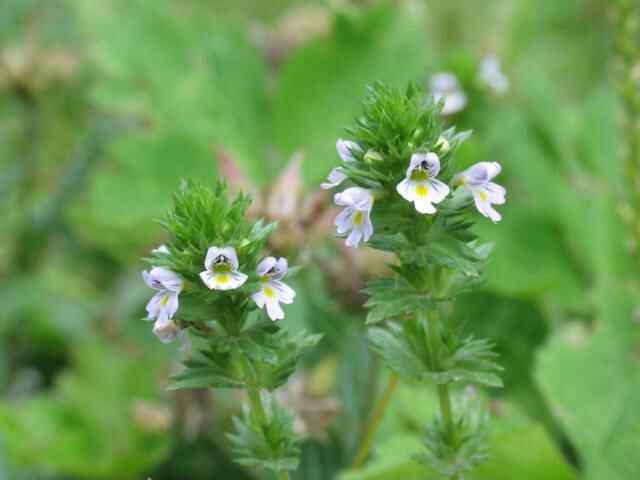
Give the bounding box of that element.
[1,0,638,479]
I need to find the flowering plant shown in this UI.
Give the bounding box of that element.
[141,181,321,479]
[322,82,506,478]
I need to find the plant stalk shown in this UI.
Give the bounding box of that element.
[425,309,459,479]
[351,372,400,468]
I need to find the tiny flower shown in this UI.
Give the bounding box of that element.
[452,161,506,222]
[152,244,170,254]
[142,267,183,342]
[435,136,450,154]
[396,152,450,214]
[153,318,180,344]
[336,138,362,162]
[334,187,374,248]
[252,257,296,321]
[430,72,467,115]
[199,246,248,290]
[479,55,509,95]
[321,139,362,190]
[321,167,348,190]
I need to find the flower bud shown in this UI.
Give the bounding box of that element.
[435,136,450,154]
[364,149,383,163]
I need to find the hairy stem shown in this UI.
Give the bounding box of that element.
[424,309,459,479]
[351,372,400,468]
[246,385,268,426]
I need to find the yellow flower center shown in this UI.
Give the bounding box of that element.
[264,286,275,298]
[479,191,489,201]
[162,295,170,306]
[260,274,271,283]
[216,273,230,284]
[353,211,364,226]
[415,184,429,197]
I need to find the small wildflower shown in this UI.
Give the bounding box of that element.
[142,267,183,343]
[321,167,348,190]
[479,55,509,95]
[199,246,248,290]
[153,318,180,344]
[252,257,296,321]
[396,152,450,214]
[452,162,506,222]
[430,72,467,115]
[336,138,362,162]
[321,139,361,190]
[334,187,374,248]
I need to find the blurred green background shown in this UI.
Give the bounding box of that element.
[1,0,639,479]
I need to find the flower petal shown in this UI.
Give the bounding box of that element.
[336,139,361,162]
[321,167,347,190]
[409,152,441,177]
[272,280,296,304]
[346,226,364,248]
[257,256,277,276]
[220,247,239,270]
[265,298,285,321]
[426,178,450,204]
[204,246,222,270]
[396,178,415,202]
[335,207,355,234]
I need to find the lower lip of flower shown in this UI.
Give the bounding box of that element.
[264,286,275,298]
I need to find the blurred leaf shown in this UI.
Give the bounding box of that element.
[0,343,170,479]
[273,5,432,182]
[339,384,576,480]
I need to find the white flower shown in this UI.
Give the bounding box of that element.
[479,55,509,95]
[321,167,348,190]
[252,257,296,321]
[430,72,467,115]
[199,246,248,290]
[334,187,374,248]
[336,138,361,162]
[321,139,362,190]
[152,244,170,254]
[142,267,183,343]
[452,162,506,222]
[153,318,180,344]
[396,152,450,214]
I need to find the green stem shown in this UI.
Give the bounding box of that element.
[351,373,400,468]
[423,309,458,479]
[246,385,268,425]
[276,471,290,480]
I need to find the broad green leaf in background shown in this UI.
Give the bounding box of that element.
[0,343,171,479]
[70,0,272,255]
[338,384,576,480]
[273,4,433,182]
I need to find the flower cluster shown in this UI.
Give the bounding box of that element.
[322,136,506,248]
[141,184,298,343]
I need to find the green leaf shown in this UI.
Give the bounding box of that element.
[274,5,432,182]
